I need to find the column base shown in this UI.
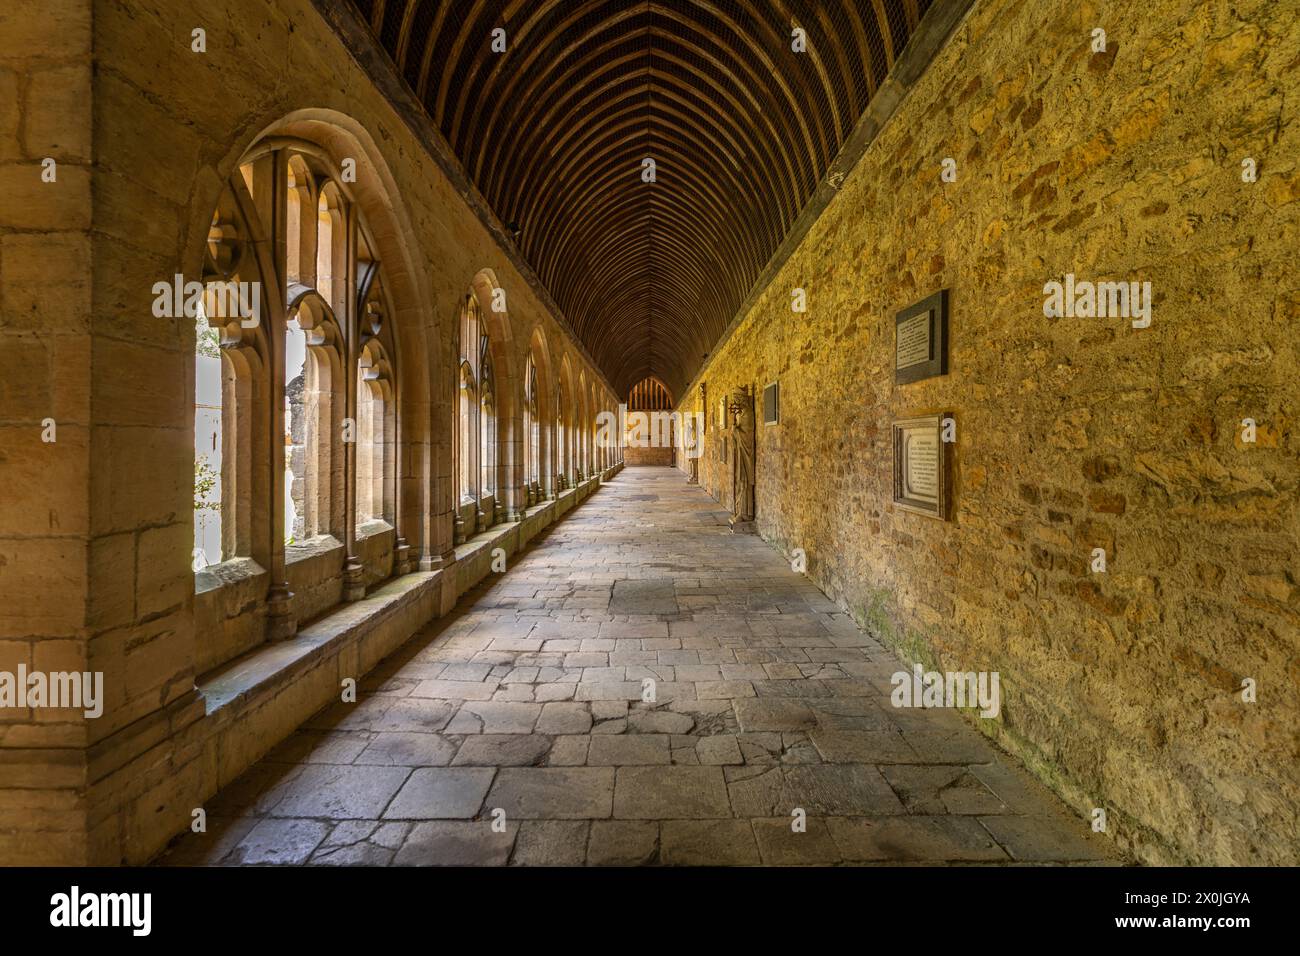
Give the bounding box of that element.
[266,584,297,641]
[419,547,456,573]
[343,558,366,602]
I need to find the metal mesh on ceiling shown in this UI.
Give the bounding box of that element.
[348,0,929,396]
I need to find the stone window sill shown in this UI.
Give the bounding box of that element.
[356,518,394,542]
[286,534,343,565]
[194,556,267,595]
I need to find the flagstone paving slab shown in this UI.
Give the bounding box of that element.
[614,766,732,818]
[751,817,843,865]
[510,820,590,866]
[660,819,761,865]
[486,767,616,819]
[266,765,412,819]
[393,821,518,865]
[588,733,672,765]
[587,820,659,865]
[827,816,1009,862]
[452,734,552,766]
[383,767,495,819]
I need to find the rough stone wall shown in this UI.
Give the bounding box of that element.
[681,0,1299,865]
[0,0,615,863]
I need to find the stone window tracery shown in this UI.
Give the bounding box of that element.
[192,139,400,618]
[455,292,498,541]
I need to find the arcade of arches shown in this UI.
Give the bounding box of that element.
[0,0,1296,868]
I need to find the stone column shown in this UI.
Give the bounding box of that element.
[341,204,365,601]
[263,149,297,639]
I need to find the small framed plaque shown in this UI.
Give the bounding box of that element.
[762,381,779,425]
[895,289,949,384]
[893,414,948,519]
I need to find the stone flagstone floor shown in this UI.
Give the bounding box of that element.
[159,467,1119,866]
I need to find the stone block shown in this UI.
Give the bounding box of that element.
[0,233,91,332]
[0,0,91,58]
[22,65,92,161]
[135,522,190,619]
[0,163,91,231]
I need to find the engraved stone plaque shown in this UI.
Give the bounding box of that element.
[895,289,949,384]
[902,430,939,501]
[896,311,932,370]
[893,414,948,519]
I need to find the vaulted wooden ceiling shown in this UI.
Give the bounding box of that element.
[347,0,932,397]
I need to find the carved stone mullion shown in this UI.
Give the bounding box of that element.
[342,202,366,602]
[264,149,297,641]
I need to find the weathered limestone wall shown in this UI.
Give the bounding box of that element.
[0,0,618,863]
[681,0,1299,865]
[0,0,95,865]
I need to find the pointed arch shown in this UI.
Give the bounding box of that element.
[186,109,434,668]
[557,353,576,487]
[526,325,555,500]
[627,375,675,412]
[577,368,589,479]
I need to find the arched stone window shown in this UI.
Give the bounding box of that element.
[577,372,591,480]
[556,381,569,489]
[524,356,539,501]
[285,155,314,286]
[598,394,610,471]
[191,191,269,573]
[193,311,223,570]
[355,232,398,531]
[317,183,348,317]
[192,134,406,663]
[455,292,497,542]
[356,334,394,527]
[557,357,577,490]
[285,272,345,546]
[588,381,598,475]
[526,329,553,503]
[458,358,476,511]
[479,332,497,498]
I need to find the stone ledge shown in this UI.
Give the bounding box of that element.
[199,569,439,716]
[454,519,522,596]
[109,473,619,863]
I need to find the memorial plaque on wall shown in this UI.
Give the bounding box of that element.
[895,289,949,384]
[892,414,948,519]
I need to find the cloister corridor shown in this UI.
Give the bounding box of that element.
[158,467,1113,866]
[4,0,1295,907]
